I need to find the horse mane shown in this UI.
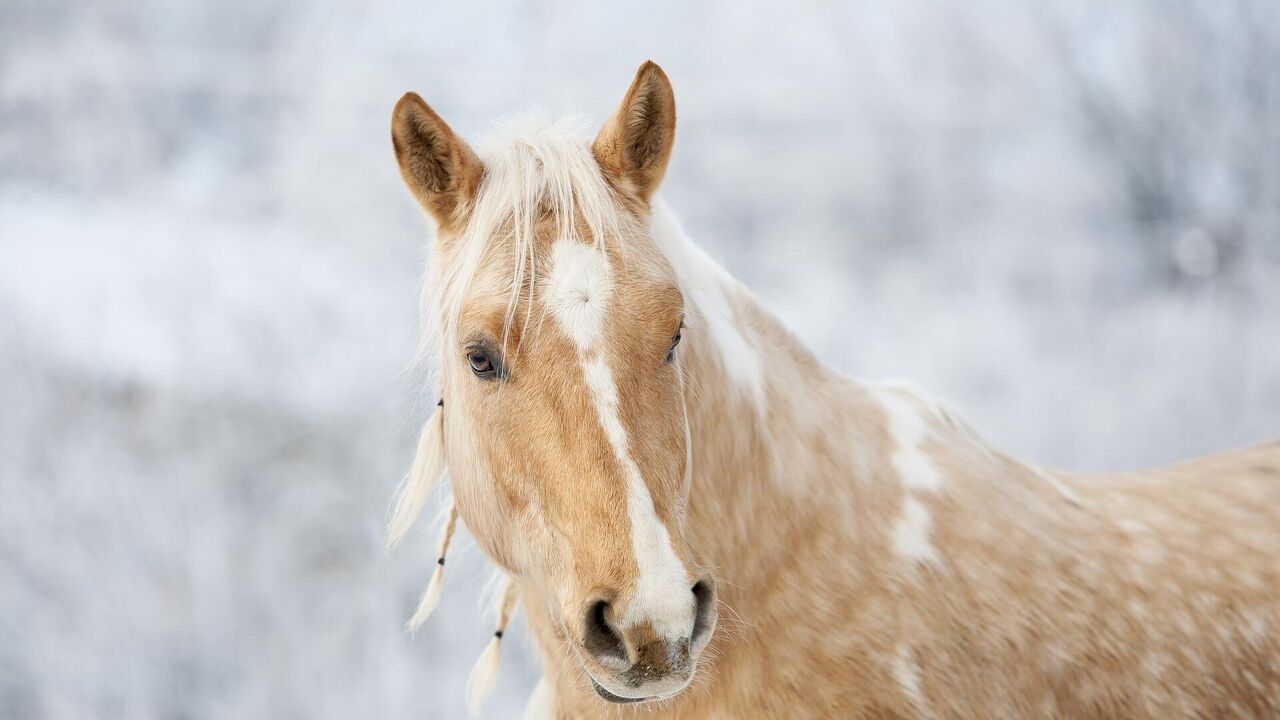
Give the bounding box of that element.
[425,110,637,359]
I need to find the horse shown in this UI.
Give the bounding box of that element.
[385,61,1280,719]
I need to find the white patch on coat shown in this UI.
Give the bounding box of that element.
[876,385,946,565]
[893,645,930,716]
[877,387,945,493]
[879,380,1082,505]
[546,239,693,640]
[650,201,766,411]
[893,497,940,564]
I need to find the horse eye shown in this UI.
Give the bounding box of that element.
[666,329,682,363]
[468,351,496,378]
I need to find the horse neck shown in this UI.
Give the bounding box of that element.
[654,203,890,593]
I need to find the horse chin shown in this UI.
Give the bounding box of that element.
[588,670,693,705]
[589,678,655,704]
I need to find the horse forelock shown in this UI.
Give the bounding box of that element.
[423,110,638,362]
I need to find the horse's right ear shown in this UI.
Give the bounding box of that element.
[593,61,677,203]
[391,92,483,230]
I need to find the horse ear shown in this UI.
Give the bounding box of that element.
[391,92,483,230]
[593,61,676,202]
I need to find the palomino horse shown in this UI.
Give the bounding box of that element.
[387,62,1280,718]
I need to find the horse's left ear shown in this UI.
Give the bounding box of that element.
[593,61,676,202]
[391,92,483,232]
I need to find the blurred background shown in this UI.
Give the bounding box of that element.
[2,1,1278,717]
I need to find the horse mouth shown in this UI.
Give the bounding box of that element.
[590,678,653,704]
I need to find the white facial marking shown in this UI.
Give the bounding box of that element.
[545,239,611,348]
[581,356,630,450]
[651,201,767,411]
[546,238,693,639]
[586,357,693,635]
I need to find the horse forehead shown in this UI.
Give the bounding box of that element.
[539,239,610,347]
[538,234,674,323]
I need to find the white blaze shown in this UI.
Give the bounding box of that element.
[546,239,692,637]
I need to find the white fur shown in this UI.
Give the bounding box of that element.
[877,387,945,493]
[582,356,693,637]
[546,238,693,640]
[893,644,930,716]
[880,380,1082,505]
[876,386,946,564]
[581,357,629,449]
[650,201,767,412]
[893,497,939,564]
[545,239,612,351]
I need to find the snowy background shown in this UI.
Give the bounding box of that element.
[2,1,1278,718]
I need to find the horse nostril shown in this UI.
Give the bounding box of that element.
[691,577,716,648]
[583,599,626,661]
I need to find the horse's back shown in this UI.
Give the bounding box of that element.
[1067,438,1280,594]
[909,439,1280,718]
[1041,439,1280,718]
[1156,438,1280,482]
[1071,438,1280,522]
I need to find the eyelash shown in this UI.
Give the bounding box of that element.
[666,326,683,363]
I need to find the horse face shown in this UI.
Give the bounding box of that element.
[392,62,718,703]
[448,232,715,702]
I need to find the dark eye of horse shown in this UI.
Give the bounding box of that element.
[666,329,682,363]
[468,351,496,379]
